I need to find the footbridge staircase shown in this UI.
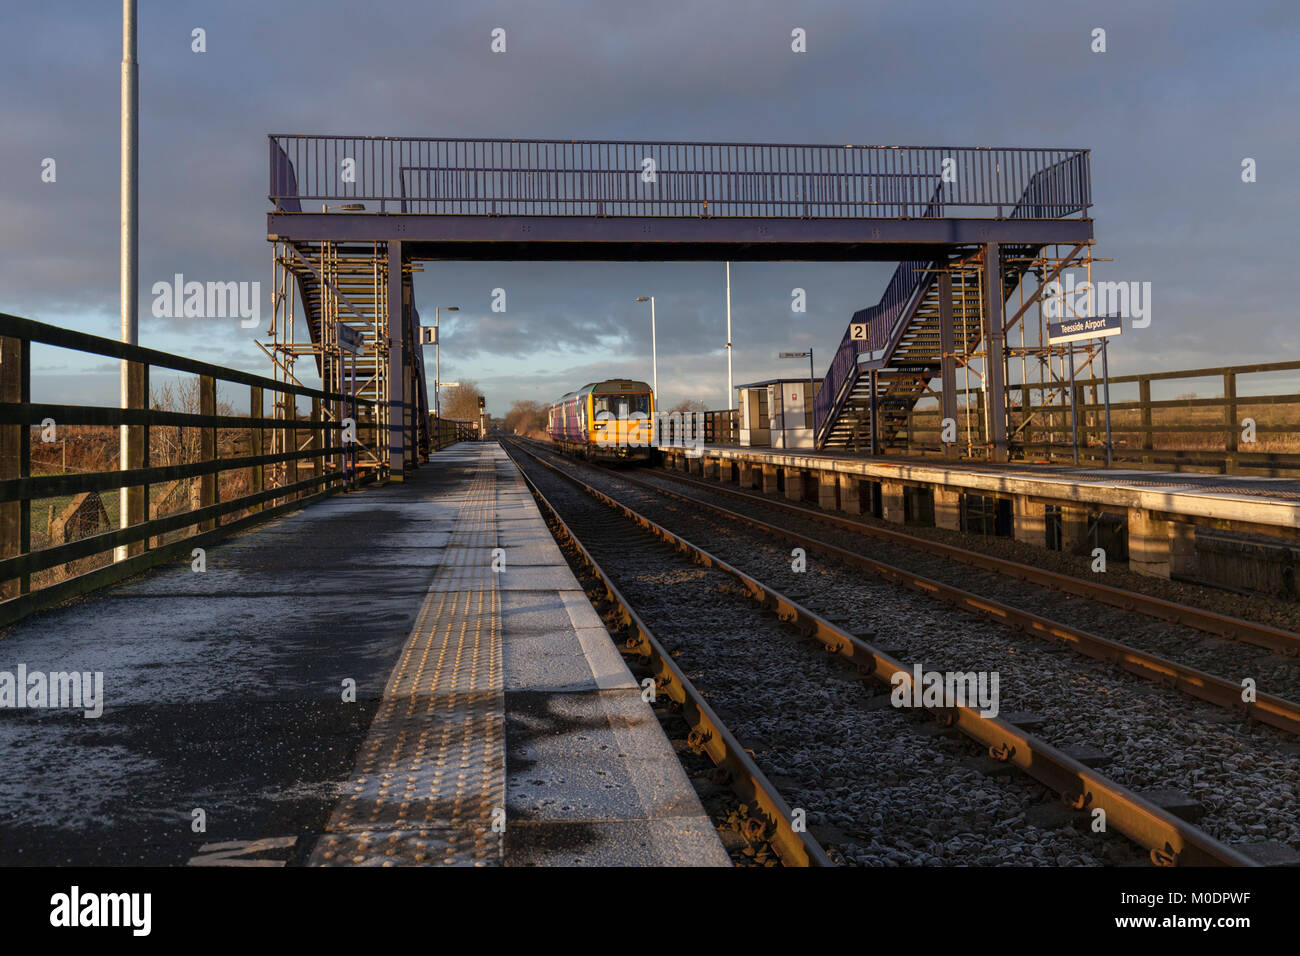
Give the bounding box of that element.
[813,154,1092,458]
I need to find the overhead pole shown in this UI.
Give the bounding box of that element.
[635,296,658,399]
[725,262,733,408]
[650,296,657,399]
[116,0,138,563]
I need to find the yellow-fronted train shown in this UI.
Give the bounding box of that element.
[548,379,655,462]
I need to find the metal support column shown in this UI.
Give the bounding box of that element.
[386,240,405,481]
[1102,338,1113,466]
[402,277,414,473]
[982,242,1009,462]
[1068,345,1079,464]
[868,368,879,457]
[938,270,957,459]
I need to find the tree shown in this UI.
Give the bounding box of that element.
[667,398,709,414]
[440,380,483,421]
[504,399,548,437]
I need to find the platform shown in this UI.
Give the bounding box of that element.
[0,443,728,867]
[655,443,1300,581]
[663,445,1300,533]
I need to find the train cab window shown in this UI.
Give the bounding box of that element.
[593,394,651,416]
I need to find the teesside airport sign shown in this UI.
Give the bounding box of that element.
[1047,314,1123,345]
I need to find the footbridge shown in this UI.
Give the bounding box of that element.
[265,135,1093,476]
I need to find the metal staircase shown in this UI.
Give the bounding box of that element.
[814,153,1091,453]
[270,239,430,471]
[817,259,1027,450]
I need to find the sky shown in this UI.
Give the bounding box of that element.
[3,0,1298,413]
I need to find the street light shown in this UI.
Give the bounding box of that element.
[724,262,733,409]
[116,0,138,564]
[435,306,458,420]
[634,296,657,398]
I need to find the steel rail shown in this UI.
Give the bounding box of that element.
[571,456,1300,738]
[506,440,1258,867]
[501,442,832,868]
[643,466,1300,656]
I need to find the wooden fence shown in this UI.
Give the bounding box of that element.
[1,311,378,626]
[893,359,1300,475]
[431,416,479,449]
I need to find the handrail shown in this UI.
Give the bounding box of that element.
[1,312,379,626]
[0,312,340,402]
[270,136,1091,220]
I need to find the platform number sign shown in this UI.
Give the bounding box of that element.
[849,323,868,342]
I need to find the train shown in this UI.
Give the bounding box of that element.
[548,379,655,462]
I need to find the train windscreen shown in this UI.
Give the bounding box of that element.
[593,394,651,416]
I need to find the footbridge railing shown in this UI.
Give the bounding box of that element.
[270,136,1090,220]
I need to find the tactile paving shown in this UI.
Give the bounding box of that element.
[311,459,505,866]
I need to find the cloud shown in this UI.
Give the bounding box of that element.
[3,0,1297,416]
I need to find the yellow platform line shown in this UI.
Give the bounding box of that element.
[311,459,504,866]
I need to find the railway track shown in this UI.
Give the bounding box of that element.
[509,445,832,867]
[637,461,1300,656]
[566,446,1300,738]
[503,438,1272,867]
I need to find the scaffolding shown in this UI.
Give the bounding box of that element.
[262,240,393,484]
[889,242,1107,463]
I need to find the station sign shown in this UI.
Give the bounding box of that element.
[419,326,437,346]
[1047,314,1122,345]
[338,323,364,354]
[849,322,868,341]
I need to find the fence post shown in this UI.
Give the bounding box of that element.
[311,398,324,492]
[250,386,264,512]
[1139,377,1153,466]
[1,336,30,598]
[285,393,299,500]
[124,360,149,556]
[1224,371,1238,473]
[199,375,217,531]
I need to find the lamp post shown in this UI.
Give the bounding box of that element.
[634,296,657,398]
[116,0,137,564]
[434,306,458,421]
[725,262,733,409]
